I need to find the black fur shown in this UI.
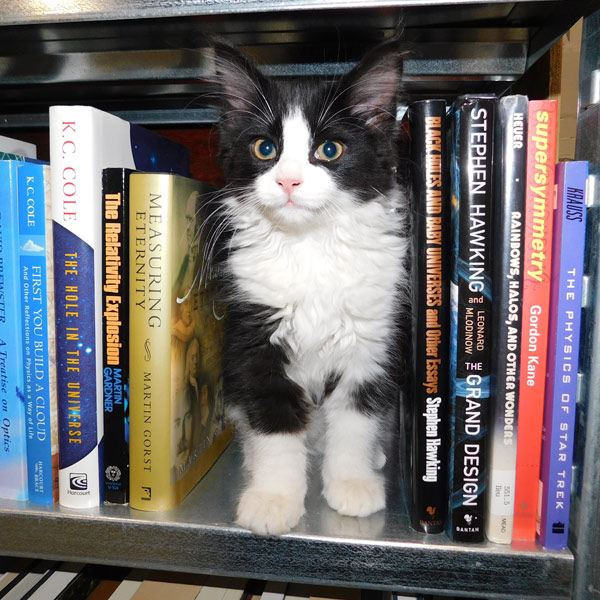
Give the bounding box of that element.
[210,39,405,436]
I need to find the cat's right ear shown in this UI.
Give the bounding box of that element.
[210,41,271,117]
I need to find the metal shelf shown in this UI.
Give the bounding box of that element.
[0,1,596,127]
[0,0,589,26]
[0,443,574,600]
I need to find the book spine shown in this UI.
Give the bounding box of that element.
[0,161,29,501]
[129,173,174,511]
[408,99,450,534]
[537,160,588,550]
[485,95,528,543]
[102,168,131,504]
[513,99,558,541]
[18,163,59,504]
[448,96,495,542]
[50,106,103,507]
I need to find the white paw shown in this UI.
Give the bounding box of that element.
[323,476,386,517]
[236,488,305,535]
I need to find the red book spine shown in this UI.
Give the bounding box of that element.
[512,99,558,541]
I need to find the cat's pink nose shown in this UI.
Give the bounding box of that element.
[277,177,302,197]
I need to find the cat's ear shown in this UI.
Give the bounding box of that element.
[342,40,403,129]
[211,41,271,117]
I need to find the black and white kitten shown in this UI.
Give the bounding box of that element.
[211,40,408,535]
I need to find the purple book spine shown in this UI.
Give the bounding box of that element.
[537,160,588,550]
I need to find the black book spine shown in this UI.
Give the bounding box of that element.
[485,95,528,543]
[102,167,132,504]
[448,95,496,542]
[408,100,451,534]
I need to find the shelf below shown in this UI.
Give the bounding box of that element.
[0,442,573,600]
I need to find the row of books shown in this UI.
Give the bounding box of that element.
[0,98,585,548]
[0,557,489,600]
[408,95,588,550]
[0,107,231,512]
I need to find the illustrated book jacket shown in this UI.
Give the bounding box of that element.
[129,172,233,511]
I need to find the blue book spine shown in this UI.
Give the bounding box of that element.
[18,163,59,504]
[537,160,588,550]
[0,161,28,501]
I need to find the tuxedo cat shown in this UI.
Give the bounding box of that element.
[210,39,408,535]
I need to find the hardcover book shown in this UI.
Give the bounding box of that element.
[513,99,558,541]
[0,160,29,501]
[50,105,190,508]
[102,168,133,504]
[485,95,528,543]
[448,95,496,542]
[18,163,60,504]
[407,99,450,534]
[129,172,233,511]
[537,160,588,550]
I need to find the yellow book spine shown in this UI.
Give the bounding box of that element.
[129,173,174,510]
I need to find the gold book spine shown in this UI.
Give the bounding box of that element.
[129,173,174,510]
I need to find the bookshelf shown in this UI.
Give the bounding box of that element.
[0,1,599,599]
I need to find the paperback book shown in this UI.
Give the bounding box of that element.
[448,95,496,543]
[407,99,450,534]
[129,172,233,511]
[513,99,558,541]
[18,163,60,504]
[50,105,190,508]
[0,161,29,501]
[537,160,588,550]
[485,95,528,543]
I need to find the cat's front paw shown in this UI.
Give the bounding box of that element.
[236,489,305,535]
[323,475,386,517]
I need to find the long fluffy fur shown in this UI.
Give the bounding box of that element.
[209,39,409,535]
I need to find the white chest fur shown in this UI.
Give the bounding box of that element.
[228,198,407,394]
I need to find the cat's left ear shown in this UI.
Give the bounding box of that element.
[342,39,403,129]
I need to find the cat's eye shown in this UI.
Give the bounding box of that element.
[252,138,277,161]
[315,141,344,162]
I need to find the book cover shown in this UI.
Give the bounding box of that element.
[513,99,559,541]
[0,160,29,501]
[129,172,233,511]
[50,105,190,508]
[407,99,450,534]
[485,95,528,543]
[102,168,133,504]
[537,160,588,550]
[448,95,495,542]
[18,163,60,504]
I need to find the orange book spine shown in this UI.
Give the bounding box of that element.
[512,99,558,541]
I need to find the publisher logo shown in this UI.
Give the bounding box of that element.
[105,465,122,483]
[552,521,566,535]
[70,473,88,491]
